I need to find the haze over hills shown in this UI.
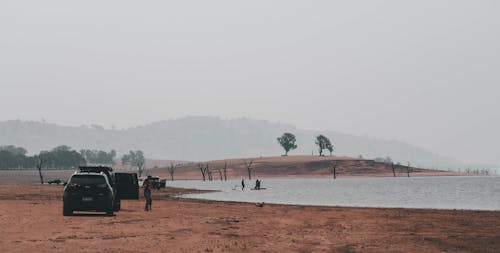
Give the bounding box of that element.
[0,117,469,169]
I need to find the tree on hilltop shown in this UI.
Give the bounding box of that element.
[277,132,298,156]
[326,142,334,156]
[315,135,332,157]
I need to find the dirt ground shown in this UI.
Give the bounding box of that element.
[0,185,498,253]
[151,155,464,181]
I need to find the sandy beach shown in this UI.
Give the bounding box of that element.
[0,184,498,253]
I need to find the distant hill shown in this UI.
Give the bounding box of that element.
[0,117,464,169]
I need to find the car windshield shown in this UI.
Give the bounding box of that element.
[70,175,106,185]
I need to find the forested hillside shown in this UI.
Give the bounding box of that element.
[0,117,463,169]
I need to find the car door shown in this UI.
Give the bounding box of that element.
[115,173,139,199]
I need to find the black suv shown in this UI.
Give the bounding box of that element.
[63,166,139,216]
[63,172,115,216]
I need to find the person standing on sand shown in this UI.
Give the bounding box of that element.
[143,175,153,211]
[241,179,245,190]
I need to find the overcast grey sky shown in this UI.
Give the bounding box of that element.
[0,1,499,165]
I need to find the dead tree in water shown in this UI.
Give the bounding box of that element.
[198,163,207,181]
[466,168,471,175]
[329,160,338,179]
[207,167,212,181]
[243,159,254,180]
[406,162,412,177]
[215,168,223,181]
[391,162,396,177]
[168,163,175,181]
[223,161,227,181]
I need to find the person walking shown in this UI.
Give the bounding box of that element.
[143,175,153,211]
[241,179,245,190]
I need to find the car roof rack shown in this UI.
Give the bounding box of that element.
[72,171,104,175]
[79,166,113,173]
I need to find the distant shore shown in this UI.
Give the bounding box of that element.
[0,168,468,186]
[0,155,475,186]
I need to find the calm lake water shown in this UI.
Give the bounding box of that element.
[167,176,500,211]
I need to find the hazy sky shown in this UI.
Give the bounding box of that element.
[1,1,499,165]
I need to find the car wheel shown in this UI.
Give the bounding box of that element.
[63,203,73,216]
[107,205,114,216]
[107,200,115,216]
[113,199,121,211]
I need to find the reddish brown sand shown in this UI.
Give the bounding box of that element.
[0,185,498,253]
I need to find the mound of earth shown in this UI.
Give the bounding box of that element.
[148,155,461,180]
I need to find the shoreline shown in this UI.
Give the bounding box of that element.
[173,195,500,212]
[0,168,473,186]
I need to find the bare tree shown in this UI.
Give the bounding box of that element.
[406,162,412,177]
[198,163,207,181]
[168,163,175,181]
[207,165,213,181]
[215,168,223,181]
[243,159,254,180]
[223,161,227,181]
[391,162,397,177]
[465,168,471,175]
[329,160,338,180]
[35,152,50,184]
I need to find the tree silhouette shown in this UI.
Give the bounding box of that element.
[277,133,298,156]
[329,160,338,180]
[35,151,51,184]
[406,162,412,177]
[243,159,254,180]
[168,163,175,181]
[198,163,211,181]
[198,163,206,181]
[223,161,227,181]
[391,162,397,177]
[215,167,223,181]
[326,142,334,156]
[315,135,332,157]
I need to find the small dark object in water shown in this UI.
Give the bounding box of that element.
[255,202,264,207]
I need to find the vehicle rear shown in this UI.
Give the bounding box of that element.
[63,173,115,216]
[78,166,121,211]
